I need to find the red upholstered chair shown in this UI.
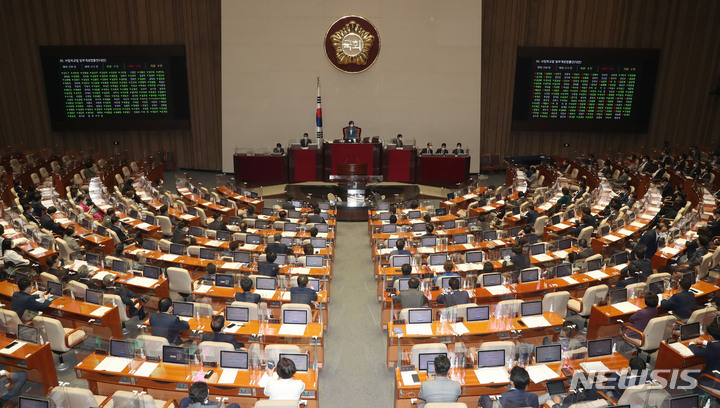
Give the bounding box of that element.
[342,127,362,139]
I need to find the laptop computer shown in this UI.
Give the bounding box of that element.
[477,349,505,368]
[609,288,627,305]
[521,301,543,316]
[587,338,613,358]
[466,251,483,264]
[535,344,562,363]
[232,251,251,264]
[225,306,250,323]
[421,236,437,247]
[680,322,701,341]
[18,324,39,344]
[110,339,134,359]
[254,277,277,298]
[305,255,324,267]
[46,281,62,300]
[407,309,433,324]
[172,301,194,319]
[220,350,249,370]
[546,379,567,397]
[520,268,539,283]
[283,309,308,325]
[482,273,502,287]
[428,253,447,266]
[391,255,411,268]
[162,345,188,364]
[143,265,162,279]
[418,352,447,371]
[279,353,310,372]
[215,274,234,288]
[170,243,186,256]
[85,288,104,305]
[669,395,699,408]
[453,234,468,244]
[18,396,50,408]
[466,306,490,322]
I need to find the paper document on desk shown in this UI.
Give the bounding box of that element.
[95,356,131,372]
[580,361,610,373]
[552,250,568,259]
[126,277,159,288]
[486,286,511,296]
[417,247,435,254]
[281,232,295,238]
[135,222,151,229]
[218,368,238,384]
[429,265,445,273]
[617,228,634,236]
[669,342,694,357]
[222,262,243,270]
[585,270,608,280]
[474,367,509,384]
[451,323,469,335]
[316,232,328,238]
[293,267,311,275]
[533,254,554,263]
[527,364,559,383]
[281,292,291,301]
[405,323,433,336]
[158,254,179,262]
[612,302,641,314]
[401,370,421,386]
[378,248,393,255]
[205,240,223,247]
[278,324,307,336]
[630,221,645,228]
[481,206,496,212]
[128,248,145,256]
[29,248,46,256]
[134,362,158,377]
[561,276,579,285]
[463,244,475,250]
[604,235,622,242]
[93,271,116,282]
[0,341,27,355]
[661,247,681,256]
[180,214,195,220]
[121,217,134,223]
[90,306,112,317]
[254,290,276,299]
[196,285,212,294]
[223,324,242,334]
[521,316,551,328]
[242,244,258,251]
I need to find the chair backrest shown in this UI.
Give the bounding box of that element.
[107,228,121,245]
[570,168,579,179]
[195,207,208,226]
[495,299,523,317]
[542,291,570,318]
[254,400,300,408]
[280,303,311,324]
[231,301,260,321]
[697,252,714,279]
[533,216,548,235]
[111,390,161,408]
[158,239,172,252]
[578,284,608,316]
[137,334,169,359]
[130,161,140,172]
[122,166,131,178]
[54,238,72,262]
[67,280,88,298]
[577,226,594,243]
[410,343,448,369]
[646,273,670,286]
[30,173,41,185]
[33,315,71,353]
[167,267,193,294]
[617,383,668,407]
[583,254,603,270]
[193,302,214,317]
[0,309,22,334]
[641,315,677,351]
[40,272,60,286]
[198,341,235,363]
[264,344,302,364]
[50,386,99,408]
[114,173,124,186]
[687,306,717,327]
[103,293,130,322]
[398,307,432,322]
[479,341,515,358]
[187,245,202,257]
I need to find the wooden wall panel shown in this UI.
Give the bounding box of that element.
[0,0,221,170]
[482,0,720,160]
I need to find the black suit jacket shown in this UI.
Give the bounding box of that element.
[435,148,448,155]
[235,291,261,304]
[661,183,674,198]
[110,225,130,241]
[420,148,433,155]
[207,220,228,231]
[689,341,720,374]
[661,290,697,320]
[11,291,52,320]
[300,138,311,147]
[265,242,288,255]
[149,312,190,345]
[306,214,325,224]
[452,148,464,155]
[40,214,61,234]
[638,229,659,259]
[201,332,244,349]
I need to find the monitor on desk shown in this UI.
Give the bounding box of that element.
[279,353,309,372]
[382,224,397,233]
[466,251,483,263]
[585,258,602,272]
[112,259,127,273]
[86,252,101,266]
[613,251,630,265]
[46,281,63,296]
[438,276,460,290]
[466,217,478,227]
[483,230,498,241]
[232,251,251,263]
[262,207,274,216]
[477,349,505,368]
[680,322,701,341]
[565,209,576,220]
[512,206,521,215]
[189,226,205,237]
[219,198,230,207]
[85,288,103,305]
[557,238,574,250]
[186,207,197,216]
[482,273,502,287]
[216,230,231,242]
[319,211,330,222]
[306,278,320,292]
[283,309,308,325]
[418,352,447,371]
[280,237,293,246]
[421,236,437,247]
[284,222,298,232]
[520,268,539,283]
[250,192,259,199]
[500,248,514,258]
[311,238,327,249]
[246,234,262,244]
[170,243,186,256]
[199,248,216,260]
[255,220,269,230]
[407,210,421,219]
[436,207,448,216]
[521,300,543,316]
[162,345,188,364]
[397,278,410,292]
[228,216,241,226]
[110,339,134,358]
[225,306,249,322]
[273,253,287,265]
[587,338,613,358]
[407,309,433,324]
[18,324,38,344]
[172,301,194,318]
[412,222,426,232]
[535,344,562,363]
[255,277,276,290]
[466,306,490,322]
[145,215,155,226]
[129,209,140,219]
[551,214,562,225]
[379,211,391,221]
[447,193,456,200]
[609,288,627,305]
[305,255,324,267]
[143,265,162,280]
[313,222,329,233]
[220,350,249,370]
[377,202,390,211]
[19,397,49,408]
[553,263,572,278]
[443,219,456,230]
[453,234,468,244]
[545,379,567,396]
[391,255,411,268]
[599,225,611,237]
[670,395,699,408]
[682,271,696,285]
[80,218,92,230]
[530,244,546,255]
[95,225,107,237]
[14,271,29,285]
[215,274,234,288]
[428,253,447,266]
[649,280,665,295]
[142,239,157,251]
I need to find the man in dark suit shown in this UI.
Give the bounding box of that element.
[417,355,461,407]
[390,239,412,256]
[23,204,39,225]
[661,278,697,321]
[11,278,52,321]
[201,315,244,349]
[510,245,531,272]
[272,143,285,155]
[661,180,674,199]
[435,143,449,155]
[257,252,280,277]
[689,321,720,375]
[281,200,295,211]
[172,220,192,245]
[306,207,325,224]
[575,239,595,260]
[479,366,539,408]
[109,216,132,243]
[40,206,62,235]
[452,143,464,155]
[436,277,470,307]
[626,294,659,339]
[102,275,148,320]
[420,143,433,155]
[265,233,288,255]
[290,276,317,305]
[30,193,46,217]
[392,278,428,309]
[300,133,312,147]
[423,224,437,237]
[621,244,652,278]
[235,277,261,303]
[637,221,668,259]
[394,134,404,148]
[207,212,228,231]
[149,297,191,345]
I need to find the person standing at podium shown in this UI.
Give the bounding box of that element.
[300,133,312,147]
[345,121,358,142]
[394,134,404,148]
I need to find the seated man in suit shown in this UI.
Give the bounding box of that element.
[200,262,217,281]
[172,220,192,245]
[420,143,433,155]
[423,223,437,237]
[391,263,413,288]
[574,239,594,260]
[625,293,659,340]
[436,277,470,307]
[390,238,412,256]
[180,381,241,408]
[435,143,449,155]
[345,120,359,141]
[207,212,228,231]
[689,321,720,376]
[290,275,317,306]
[62,226,83,251]
[149,297,191,345]
[480,366,539,408]
[235,277,261,304]
[40,206,62,235]
[102,274,148,320]
[258,252,280,277]
[22,204,39,225]
[296,243,315,266]
[306,206,325,224]
[418,355,461,407]
[201,315,244,349]
[510,245,531,272]
[300,133,312,148]
[392,277,428,309]
[11,278,52,322]
[620,244,652,278]
[265,233,288,256]
[660,277,697,321]
[109,216,134,245]
[272,143,285,155]
[452,143,464,155]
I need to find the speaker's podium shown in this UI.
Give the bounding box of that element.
[324,139,382,180]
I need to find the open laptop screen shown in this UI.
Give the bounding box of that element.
[110,339,133,358]
[279,353,309,372]
[283,309,308,325]
[220,350,249,370]
[466,306,490,322]
[521,300,543,316]
[418,352,447,371]
[225,306,250,322]
[587,338,613,358]
[535,344,562,363]
[255,277,276,290]
[407,309,433,324]
[477,349,505,368]
[162,345,188,364]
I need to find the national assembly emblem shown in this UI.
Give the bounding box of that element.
[324,16,380,73]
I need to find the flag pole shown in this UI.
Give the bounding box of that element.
[316,77,324,151]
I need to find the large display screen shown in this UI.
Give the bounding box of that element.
[40,45,190,131]
[512,47,659,132]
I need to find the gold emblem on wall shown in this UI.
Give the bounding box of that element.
[324,16,380,73]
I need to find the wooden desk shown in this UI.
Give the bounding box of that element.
[325,142,381,179]
[0,334,58,395]
[76,353,319,407]
[654,336,710,382]
[0,281,123,339]
[416,156,470,186]
[217,186,265,212]
[177,187,235,222]
[383,147,417,183]
[233,154,288,186]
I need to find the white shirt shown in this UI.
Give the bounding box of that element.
[2,249,30,266]
[264,377,305,400]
